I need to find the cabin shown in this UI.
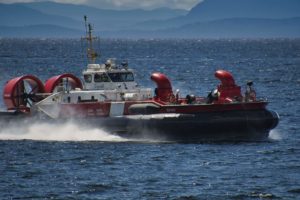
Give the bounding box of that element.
[82,62,138,91]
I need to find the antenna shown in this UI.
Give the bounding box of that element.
[84,15,88,37]
[82,15,99,64]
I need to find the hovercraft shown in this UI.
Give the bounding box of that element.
[1,17,279,142]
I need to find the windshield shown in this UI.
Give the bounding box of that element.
[108,72,134,82]
[84,74,92,83]
[94,73,110,82]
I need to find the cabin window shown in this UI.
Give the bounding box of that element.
[94,73,110,82]
[108,72,134,82]
[122,73,134,82]
[84,74,92,83]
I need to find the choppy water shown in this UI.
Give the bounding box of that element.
[0,38,300,199]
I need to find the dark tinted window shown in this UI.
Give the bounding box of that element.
[94,73,110,82]
[108,72,134,82]
[84,74,92,83]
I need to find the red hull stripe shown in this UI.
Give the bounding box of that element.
[55,100,267,118]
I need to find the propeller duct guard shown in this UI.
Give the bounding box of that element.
[44,73,83,93]
[3,75,45,110]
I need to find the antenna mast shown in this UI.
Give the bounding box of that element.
[83,15,99,64]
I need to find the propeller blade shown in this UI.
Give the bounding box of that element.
[27,98,33,107]
[29,95,37,102]
[23,97,28,107]
[28,84,38,95]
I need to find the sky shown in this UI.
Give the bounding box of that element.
[0,0,203,10]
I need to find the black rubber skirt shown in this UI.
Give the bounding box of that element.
[90,109,279,142]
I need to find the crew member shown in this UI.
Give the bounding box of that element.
[245,81,256,102]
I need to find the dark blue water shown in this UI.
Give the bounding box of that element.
[0,38,300,199]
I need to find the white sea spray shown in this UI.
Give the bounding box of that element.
[0,121,127,142]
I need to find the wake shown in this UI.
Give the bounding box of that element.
[0,121,127,142]
[268,129,282,141]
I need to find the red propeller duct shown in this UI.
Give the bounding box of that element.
[3,75,45,110]
[44,73,83,93]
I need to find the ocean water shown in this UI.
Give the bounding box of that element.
[0,38,299,199]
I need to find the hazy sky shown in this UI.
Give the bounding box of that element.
[0,0,203,10]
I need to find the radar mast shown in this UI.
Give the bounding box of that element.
[83,15,99,64]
